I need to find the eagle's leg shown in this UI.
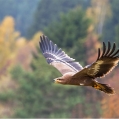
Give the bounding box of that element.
[92,80,115,95]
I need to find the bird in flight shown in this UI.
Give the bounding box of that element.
[39,35,119,95]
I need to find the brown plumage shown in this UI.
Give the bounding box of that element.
[39,35,119,95]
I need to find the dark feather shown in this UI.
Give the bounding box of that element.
[108,43,116,56]
[101,42,106,57]
[87,42,119,78]
[72,42,119,79]
[111,49,119,57]
[96,48,101,61]
[104,41,111,56]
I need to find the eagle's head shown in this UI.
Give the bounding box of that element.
[54,78,66,84]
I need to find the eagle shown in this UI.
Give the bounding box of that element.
[39,35,119,95]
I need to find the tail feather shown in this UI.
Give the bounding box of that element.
[92,81,115,95]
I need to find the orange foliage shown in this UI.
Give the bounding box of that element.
[15,32,43,69]
[86,0,111,34]
[85,33,101,64]
[0,16,43,117]
[0,16,43,74]
[85,32,119,118]
[0,16,19,75]
[101,68,119,118]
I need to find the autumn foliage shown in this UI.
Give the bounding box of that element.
[0,0,119,118]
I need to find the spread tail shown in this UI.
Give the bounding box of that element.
[92,81,115,95]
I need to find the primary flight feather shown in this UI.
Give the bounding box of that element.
[39,35,119,95]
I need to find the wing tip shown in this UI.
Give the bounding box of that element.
[40,34,47,42]
[96,41,119,60]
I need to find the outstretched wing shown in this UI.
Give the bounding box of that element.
[39,35,83,75]
[72,42,119,79]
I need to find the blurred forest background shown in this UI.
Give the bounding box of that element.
[0,0,119,118]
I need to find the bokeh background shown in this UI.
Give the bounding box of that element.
[0,0,119,118]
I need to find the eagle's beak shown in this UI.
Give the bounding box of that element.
[54,79,59,83]
[54,78,62,83]
[53,78,56,81]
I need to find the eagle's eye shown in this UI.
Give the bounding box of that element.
[58,79,62,80]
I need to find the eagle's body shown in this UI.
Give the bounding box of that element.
[39,35,119,95]
[55,72,93,86]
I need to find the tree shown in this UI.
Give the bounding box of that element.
[86,0,110,35]
[27,0,90,38]
[0,16,19,75]
[101,68,119,118]
[0,8,101,117]
[102,0,119,45]
[0,4,105,117]
[8,53,86,118]
[0,0,39,36]
[7,46,101,118]
[43,7,91,63]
